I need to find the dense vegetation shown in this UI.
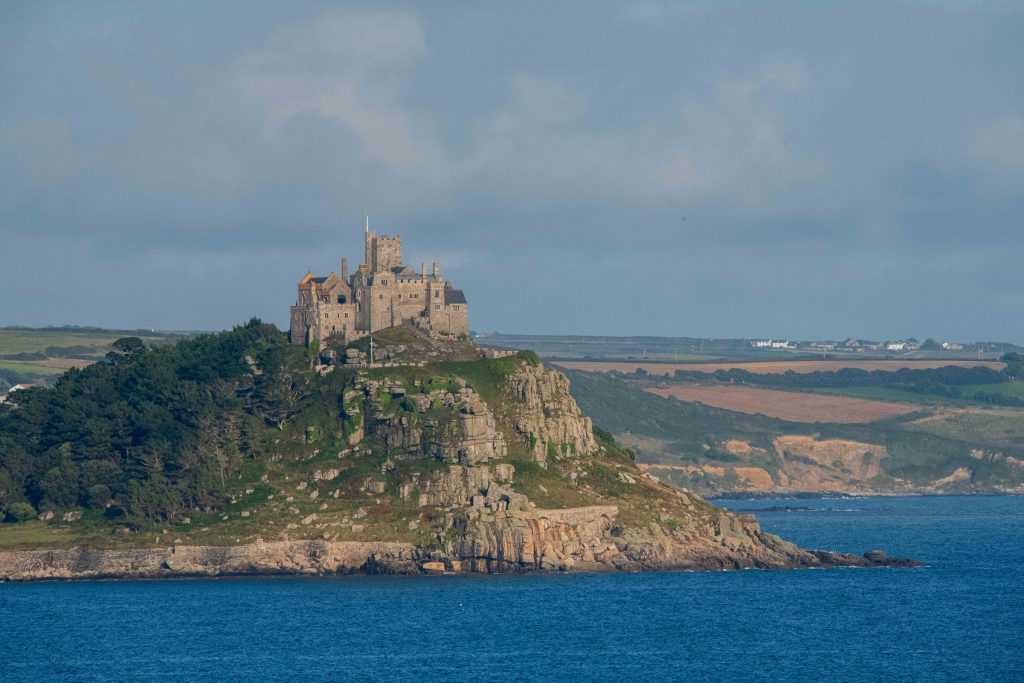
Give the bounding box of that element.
[664,364,1009,399]
[0,320,293,524]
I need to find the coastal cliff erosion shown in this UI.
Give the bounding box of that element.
[0,514,917,582]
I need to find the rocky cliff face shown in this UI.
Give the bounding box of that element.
[506,363,598,464]
[0,541,419,581]
[359,379,506,465]
[0,357,916,581]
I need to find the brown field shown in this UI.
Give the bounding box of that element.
[646,383,919,423]
[559,359,1004,375]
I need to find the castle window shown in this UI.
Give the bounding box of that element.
[434,291,440,298]
[434,304,441,310]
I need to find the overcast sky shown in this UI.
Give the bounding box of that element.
[1,2,1022,342]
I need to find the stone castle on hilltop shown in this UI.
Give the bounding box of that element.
[289,224,469,345]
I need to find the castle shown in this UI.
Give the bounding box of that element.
[289,225,469,345]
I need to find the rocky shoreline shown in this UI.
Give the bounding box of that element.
[0,535,919,582]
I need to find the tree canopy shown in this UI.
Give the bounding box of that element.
[0,319,288,523]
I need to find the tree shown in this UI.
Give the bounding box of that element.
[86,484,111,509]
[106,337,148,365]
[6,502,36,523]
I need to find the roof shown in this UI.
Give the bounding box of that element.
[445,288,467,305]
[391,266,421,281]
[311,276,329,283]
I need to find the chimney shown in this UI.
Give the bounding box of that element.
[421,261,426,278]
[341,258,348,281]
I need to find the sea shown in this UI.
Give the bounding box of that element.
[1,495,1021,682]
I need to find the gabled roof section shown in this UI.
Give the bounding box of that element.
[445,288,467,305]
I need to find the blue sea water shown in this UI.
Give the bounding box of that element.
[1,496,1022,682]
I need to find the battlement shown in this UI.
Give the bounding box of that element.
[364,231,402,273]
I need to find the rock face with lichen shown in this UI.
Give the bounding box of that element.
[0,353,917,581]
[507,362,598,464]
[359,379,506,465]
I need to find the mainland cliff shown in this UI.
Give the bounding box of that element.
[0,323,915,580]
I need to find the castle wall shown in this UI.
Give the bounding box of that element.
[291,229,467,345]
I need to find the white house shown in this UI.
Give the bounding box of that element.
[0,383,32,404]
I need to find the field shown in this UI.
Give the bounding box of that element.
[559,359,1005,375]
[904,410,1024,448]
[0,327,189,388]
[0,327,183,355]
[0,360,68,378]
[646,383,919,423]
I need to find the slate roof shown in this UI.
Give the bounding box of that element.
[445,288,467,305]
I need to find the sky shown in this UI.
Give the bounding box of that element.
[1,1,1022,342]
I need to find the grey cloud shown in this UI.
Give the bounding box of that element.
[0,1,1022,341]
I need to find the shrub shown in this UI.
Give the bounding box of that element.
[593,425,617,446]
[516,350,541,367]
[5,502,36,523]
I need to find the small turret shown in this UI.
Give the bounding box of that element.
[432,261,440,281]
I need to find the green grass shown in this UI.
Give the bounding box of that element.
[962,381,1024,401]
[0,361,67,377]
[808,383,1024,408]
[904,412,1024,449]
[0,328,182,356]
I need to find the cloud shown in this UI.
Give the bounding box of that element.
[0,2,1023,341]
[968,115,1024,170]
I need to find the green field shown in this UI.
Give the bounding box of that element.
[903,412,1024,448]
[961,381,1024,401]
[0,327,183,356]
[807,380,1024,408]
[0,361,67,378]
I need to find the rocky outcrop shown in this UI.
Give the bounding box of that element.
[507,363,598,464]
[399,463,517,508]
[0,540,419,581]
[358,380,506,465]
[448,505,619,572]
